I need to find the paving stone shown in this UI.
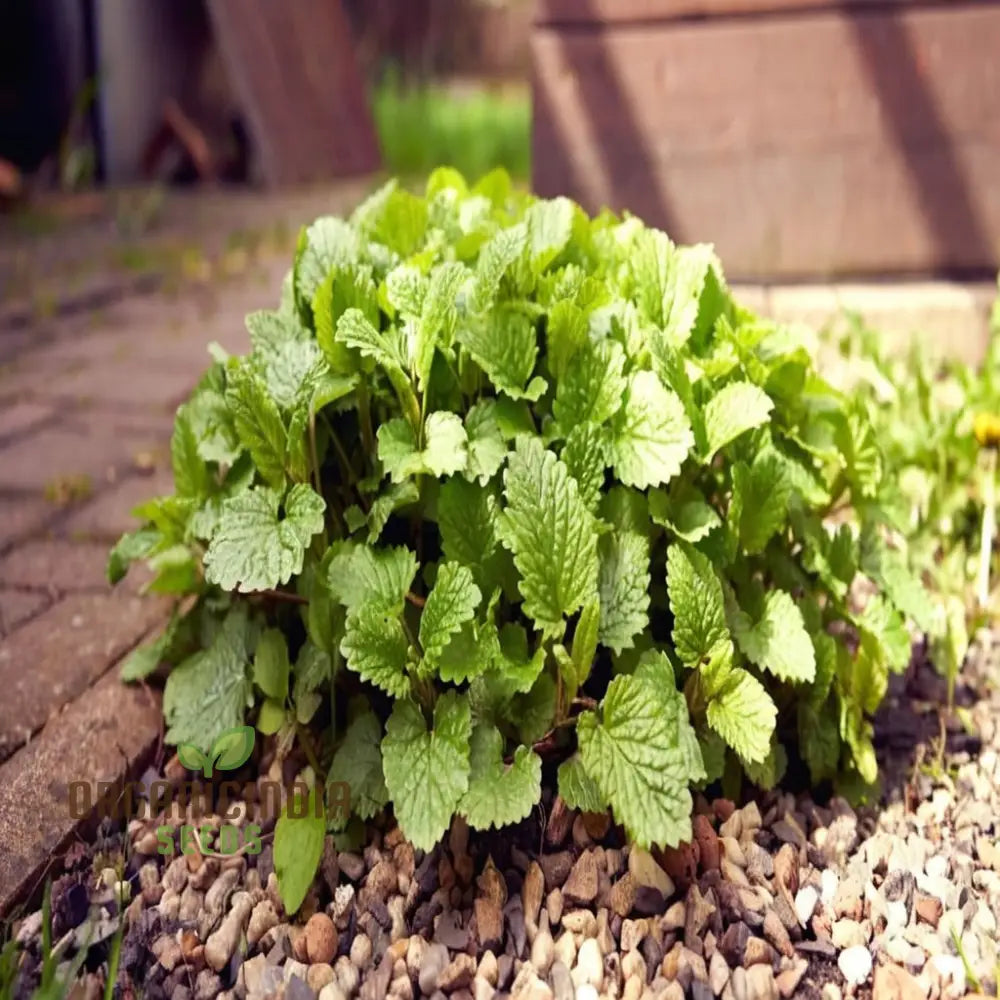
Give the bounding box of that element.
[0,589,50,636]
[0,667,162,918]
[0,591,170,761]
[0,496,57,553]
[0,417,168,493]
[61,469,175,542]
[0,401,56,442]
[0,540,113,593]
[23,360,204,412]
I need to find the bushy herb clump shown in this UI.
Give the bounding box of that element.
[111,168,933,856]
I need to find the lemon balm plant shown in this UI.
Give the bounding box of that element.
[110,168,934,862]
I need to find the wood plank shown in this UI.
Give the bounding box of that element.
[537,0,931,26]
[532,4,1000,279]
[207,0,380,185]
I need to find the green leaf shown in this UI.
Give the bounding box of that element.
[729,449,792,554]
[799,702,840,783]
[666,545,729,667]
[513,672,557,744]
[336,308,407,374]
[611,371,694,489]
[702,382,774,460]
[497,436,599,634]
[120,614,179,681]
[577,672,694,848]
[107,528,159,585]
[598,530,650,654]
[553,340,627,430]
[210,724,256,772]
[463,401,507,485]
[860,530,936,634]
[557,755,606,813]
[163,606,255,752]
[706,668,776,764]
[420,562,482,665]
[171,404,211,498]
[327,543,417,616]
[649,492,721,543]
[414,261,468,389]
[385,264,427,317]
[295,216,360,307]
[570,598,601,694]
[524,197,574,273]
[225,367,288,489]
[378,412,469,483]
[274,788,326,915]
[458,308,545,401]
[458,724,542,830]
[729,590,816,684]
[256,698,287,735]
[327,711,389,827]
[561,423,607,512]
[367,482,420,542]
[381,692,471,850]
[253,628,291,700]
[204,484,325,593]
[471,224,528,312]
[340,604,412,699]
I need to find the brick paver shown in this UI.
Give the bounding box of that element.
[0,181,366,917]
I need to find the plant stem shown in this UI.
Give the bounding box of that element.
[256,589,309,606]
[296,724,326,783]
[406,591,426,608]
[358,382,374,456]
[977,449,996,609]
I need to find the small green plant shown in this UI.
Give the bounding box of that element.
[111,169,935,900]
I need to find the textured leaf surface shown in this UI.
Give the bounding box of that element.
[598,530,650,654]
[553,340,627,429]
[557,755,606,813]
[420,563,481,664]
[729,450,792,554]
[458,308,544,400]
[666,545,729,666]
[706,668,776,763]
[382,693,471,850]
[340,604,412,698]
[204,485,325,593]
[163,607,254,751]
[327,544,417,615]
[730,590,816,684]
[498,436,599,633]
[225,369,287,488]
[459,724,542,830]
[611,371,694,489]
[577,672,693,848]
[327,711,389,825]
[703,382,774,459]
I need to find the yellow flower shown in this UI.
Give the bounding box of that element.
[974,412,1000,449]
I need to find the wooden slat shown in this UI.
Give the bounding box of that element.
[532,3,1000,279]
[537,0,928,26]
[207,0,380,185]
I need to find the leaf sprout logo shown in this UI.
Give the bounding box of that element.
[176,724,256,777]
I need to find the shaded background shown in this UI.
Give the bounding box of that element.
[2,0,999,280]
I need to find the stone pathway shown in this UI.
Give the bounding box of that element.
[0,181,368,918]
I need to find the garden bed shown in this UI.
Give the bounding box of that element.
[5,630,999,1000]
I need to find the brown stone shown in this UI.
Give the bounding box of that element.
[693,814,720,872]
[659,841,699,890]
[610,872,636,918]
[873,963,926,1000]
[0,669,161,917]
[522,862,545,927]
[719,921,751,967]
[474,898,504,953]
[914,893,943,927]
[0,591,170,761]
[744,935,778,967]
[763,908,795,958]
[563,850,599,905]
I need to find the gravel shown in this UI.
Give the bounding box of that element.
[7,632,1000,1000]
